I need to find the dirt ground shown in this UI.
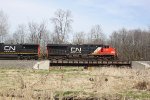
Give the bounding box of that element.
[0,67,150,100]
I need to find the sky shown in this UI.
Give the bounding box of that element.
[0,0,150,36]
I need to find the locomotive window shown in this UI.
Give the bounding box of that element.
[104,46,109,48]
[101,48,103,52]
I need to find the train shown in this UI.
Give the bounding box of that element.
[0,43,117,60]
[47,44,117,60]
[0,43,40,60]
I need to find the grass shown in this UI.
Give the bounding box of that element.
[123,91,150,99]
[55,90,82,97]
[0,67,150,100]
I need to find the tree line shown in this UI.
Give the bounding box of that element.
[0,9,150,60]
[109,29,150,60]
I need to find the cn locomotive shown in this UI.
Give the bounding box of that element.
[0,43,40,60]
[47,44,117,60]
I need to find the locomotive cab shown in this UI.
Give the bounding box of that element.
[91,45,117,60]
[100,46,117,60]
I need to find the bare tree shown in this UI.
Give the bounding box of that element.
[4,35,14,44]
[72,32,85,44]
[0,10,9,43]
[51,9,73,44]
[28,21,47,44]
[109,28,150,60]
[13,24,26,44]
[40,30,51,57]
[109,28,136,60]
[88,25,105,44]
[27,21,49,58]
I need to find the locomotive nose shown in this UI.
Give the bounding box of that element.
[111,51,115,54]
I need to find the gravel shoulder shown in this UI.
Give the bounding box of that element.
[0,60,38,68]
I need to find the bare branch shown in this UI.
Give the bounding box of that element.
[51,9,73,44]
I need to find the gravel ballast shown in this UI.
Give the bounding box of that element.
[0,60,38,69]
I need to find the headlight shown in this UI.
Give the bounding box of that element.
[111,51,115,54]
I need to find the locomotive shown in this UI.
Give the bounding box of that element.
[0,43,40,60]
[47,44,117,60]
[0,43,117,60]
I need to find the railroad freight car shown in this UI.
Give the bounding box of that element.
[47,44,117,60]
[0,43,40,60]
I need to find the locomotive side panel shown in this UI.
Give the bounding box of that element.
[1,44,21,53]
[88,45,103,54]
[47,44,107,59]
[69,45,82,55]
[68,44,103,57]
[20,44,39,60]
[0,43,39,60]
[0,44,21,58]
[47,44,68,59]
[46,44,117,60]
[21,44,38,53]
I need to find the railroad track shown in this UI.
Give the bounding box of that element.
[49,59,132,68]
[0,59,132,69]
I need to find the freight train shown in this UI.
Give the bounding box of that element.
[0,43,117,60]
[0,43,40,60]
[47,44,117,60]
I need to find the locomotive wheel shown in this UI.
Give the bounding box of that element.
[34,56,38,60]
[27,56,31,60]
[18,55,23,60]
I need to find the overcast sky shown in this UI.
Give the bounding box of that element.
[0,0,150,36]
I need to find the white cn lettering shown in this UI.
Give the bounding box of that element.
[71,47,81,53]
[4,46,16,51]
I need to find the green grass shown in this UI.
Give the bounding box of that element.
[0,67,87,89]
[55,90,88,97]
[123,91,150,99]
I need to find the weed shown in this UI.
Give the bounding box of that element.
[0,67,150,99]
[134,81,149,90]
[124,91,150,99]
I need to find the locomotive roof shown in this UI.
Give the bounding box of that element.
[47,44,106,46]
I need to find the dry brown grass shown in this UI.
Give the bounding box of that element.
[0,67,150,100]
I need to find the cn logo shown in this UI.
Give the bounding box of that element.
[4,46,16,52]
[71,47,81,53]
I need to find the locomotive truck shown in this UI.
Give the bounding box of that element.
[0,43,40,60]
[47,44,117,60]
